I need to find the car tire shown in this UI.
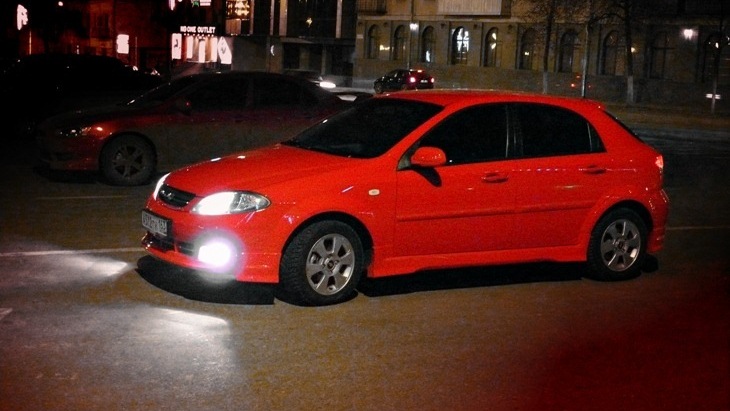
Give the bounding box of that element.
[99,135,156,186]
[374,83,383,94]
[586,208,648,281]
[278,220,365,306]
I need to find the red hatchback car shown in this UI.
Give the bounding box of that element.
[142,90,669,306]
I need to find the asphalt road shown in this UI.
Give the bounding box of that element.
[0,125,728,411]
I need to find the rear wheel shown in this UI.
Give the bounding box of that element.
[278,220,364,306]
[374,83,384,94]
[99,135,156,186]
[586,208,648,281]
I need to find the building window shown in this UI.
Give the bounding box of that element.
[421,26,435,63]
[358,0,386,13]
[649,32,669,79]
[519,29,536,70]
[702,32,730,85]
[451,26,469,65]
[558,30,577,73]
[601,31,619,75]
[393,25,407,61]
[484,28,499,67]
[367,25,380,59]
[91,13,111,39]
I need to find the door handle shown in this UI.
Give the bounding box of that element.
[482,172,508,183]
[581,165,606,175]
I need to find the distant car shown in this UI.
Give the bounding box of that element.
[283,69,337,89]
[141,90,669,306]
[2,53,164,136]
[373,69,434,94]
[35,71,347,186]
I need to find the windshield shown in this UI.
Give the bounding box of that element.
[284,98,443,158]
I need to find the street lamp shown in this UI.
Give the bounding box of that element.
[407,0,415,68]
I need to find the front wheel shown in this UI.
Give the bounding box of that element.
[278,221,364,306]
[374,83,384,94]
[586,208,648,281]
[99,135,156,186]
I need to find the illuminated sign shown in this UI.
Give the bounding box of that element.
[218,37,232,64]
[116,34,129,54]
[180,25,217,34]
[17,4,28,30]
[171,33,182,59]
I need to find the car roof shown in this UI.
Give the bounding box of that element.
[166,70,342,102]
[173,70,319,83]
[375,89,605,111]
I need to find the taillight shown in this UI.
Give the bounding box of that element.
[655,154,664,183]
[408,76,417,84]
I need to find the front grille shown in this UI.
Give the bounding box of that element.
[143,233,195,257]
[158,184,195,208]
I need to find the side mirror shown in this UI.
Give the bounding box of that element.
[410,146,447,168]
[173,98,192,115]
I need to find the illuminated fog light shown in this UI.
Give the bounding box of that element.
[198,239,236,269]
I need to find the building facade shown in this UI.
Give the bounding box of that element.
[162,0,357,82]
[354,0,730,106]
[7,0,729,107]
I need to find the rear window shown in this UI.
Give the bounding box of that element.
[513,103,605,157]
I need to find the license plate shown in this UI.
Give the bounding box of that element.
[142,210,170,238]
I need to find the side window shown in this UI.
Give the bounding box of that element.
[513,104,600,157]
[253,78,314,107]
[187,77,249,110]
[418,104,508,165]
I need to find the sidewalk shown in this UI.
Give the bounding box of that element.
[605,103,730,140]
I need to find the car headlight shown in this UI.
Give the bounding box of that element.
[192,191,270,215]
[319,80,336,89]
[152,173,170,200]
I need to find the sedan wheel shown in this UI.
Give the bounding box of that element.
[100,135,156,186]
[374,83,383,94]
[586,208,647,281]
[278,221,364,306]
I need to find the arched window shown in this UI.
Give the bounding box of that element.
[702,32,730,85]
[601,30,619,75]
[393,25,407,61]
[367,25,380,59]
[649,32,670,79]
[421,26,435,63]
[484,28,499,67]
[558,30,578,72]
[519,29,536,70]
[451,26,469,65]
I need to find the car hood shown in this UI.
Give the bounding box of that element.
[163,144,357,195]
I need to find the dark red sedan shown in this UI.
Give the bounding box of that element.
[374,69,435,94]
[35,71,347,186]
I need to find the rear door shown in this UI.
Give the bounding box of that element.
[508,103,611,248]
[244,76,336,148]
[162,74,253,165]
